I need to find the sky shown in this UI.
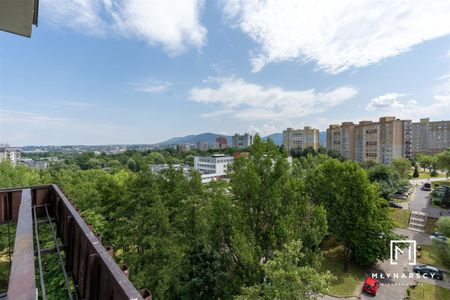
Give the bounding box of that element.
[0,0,449,146]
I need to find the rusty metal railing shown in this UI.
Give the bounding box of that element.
[0,185,151,300]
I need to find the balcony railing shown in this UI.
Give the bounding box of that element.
[0,184,151,300]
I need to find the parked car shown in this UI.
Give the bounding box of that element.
[431,231,444,238]
[362,277,380,295]
[430,235,448,243]
[388,201,402,209]
[413,265,443,280]
[423,182,432,191]
[393,192,408,199]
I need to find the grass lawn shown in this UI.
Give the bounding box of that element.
[389,208,411,229]
[411,171,447,180]
[417,245,446,269]
[408,283,450,300]
[432,180,450,188]
[321,242,365,297]
[425,217,438,234]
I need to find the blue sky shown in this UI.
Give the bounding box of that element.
[0,0,449,146]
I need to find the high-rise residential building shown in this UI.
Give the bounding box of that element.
[328,117,406,164]
[232,133,254,148]
[215,136,228,149]
[196,140,209,151]
[179,144,191,153]
[327,122,355,160]
[402,120,412,159]
[411,118,450,155]
[0,144,21,165]
[283,126,320,153]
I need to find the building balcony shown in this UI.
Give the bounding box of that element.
[0,185,151,300]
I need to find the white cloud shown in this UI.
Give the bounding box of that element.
[222,0,450,73]
[41,0,207,54]
[189,76,358,121]
[366,93,410,111]
[366,92,450,120]
[131,79,172,93]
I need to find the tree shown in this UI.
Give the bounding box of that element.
[236,240,334,300]
[437,150,450,177]
[413,165,420,178]
[436,217,450,237]
[392,158,411,179]
[307,160,396,269]
[366,164,401,199]
[228,137,328,287]
[0,160,43,188]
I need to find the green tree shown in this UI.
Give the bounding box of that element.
[413,165,420,178]
[437,150,450,177]
[436,217,450,237]
[307,160,396,269]
[0,160,43,188]
[367,164,401,199]
[236,240,334,300]
[228,137,328,288]
[392,158,411,179]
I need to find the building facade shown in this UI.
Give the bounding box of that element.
[0,145,21,165]
[194,154,235,183]
[327,122,355,160]
[232,133,253,148]
[328,117,409,164]
[411,118,450,155]
[215,136,228,149]
[178,144,191,153]
[196,141,209,151]
[283,126,320,153]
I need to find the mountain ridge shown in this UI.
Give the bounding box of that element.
[157,132,326,147]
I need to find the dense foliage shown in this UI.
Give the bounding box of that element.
[0,140,418,299]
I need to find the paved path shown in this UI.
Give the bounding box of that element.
[395,228,430,245]
[407,185,446,219]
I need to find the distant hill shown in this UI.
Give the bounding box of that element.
[262,133,282,145]
[158,131,326,147]
[319,131,326,147]
[158,133,231,145]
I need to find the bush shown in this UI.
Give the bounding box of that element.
[413,165,419,178]
[436,217,450,237]
[432,240,450,268]
[433,198,442,206]
[431,169,439,177]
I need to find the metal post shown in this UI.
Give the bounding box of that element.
[33,205,46,300]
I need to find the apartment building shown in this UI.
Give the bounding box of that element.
[215,136,228,149]
[327,122,356,160]
[283,126,320,153]
[0,145,21,165]
[232,133,254,148]
[178,143,191,153]
[411,118,450,155]
[196,140,209,151]
[328,117,406,164]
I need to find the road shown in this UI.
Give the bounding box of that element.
[408,181,447,219]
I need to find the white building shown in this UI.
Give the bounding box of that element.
[0,145,21,165]
[194,154,234,183]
